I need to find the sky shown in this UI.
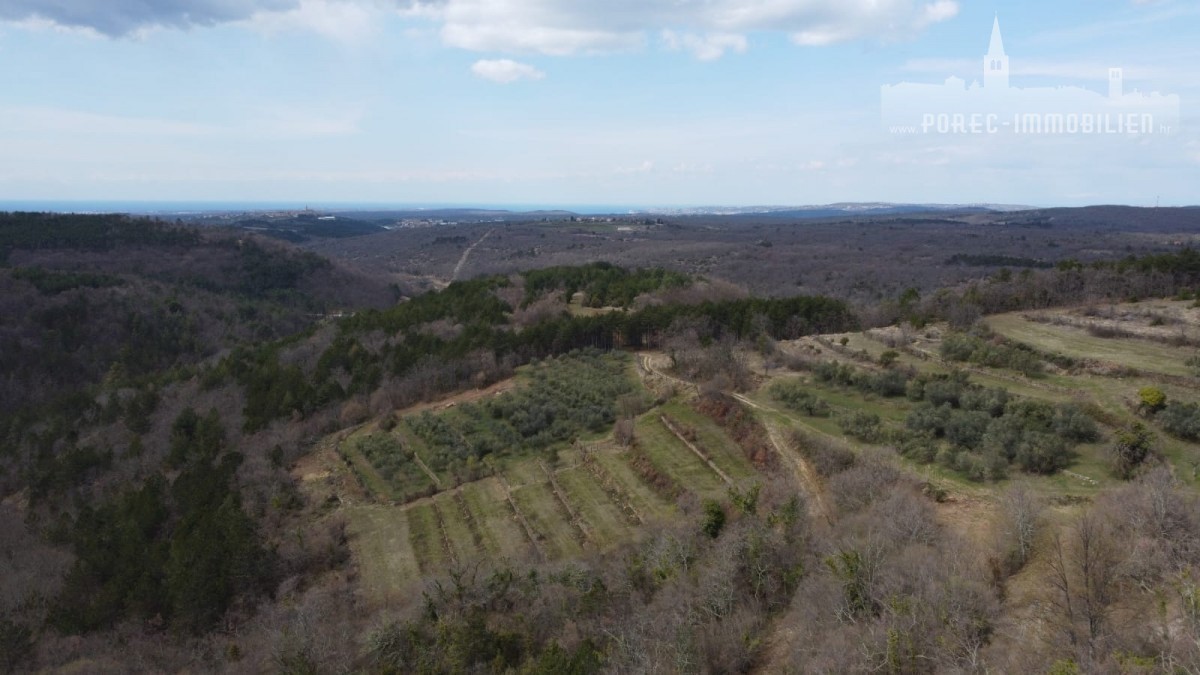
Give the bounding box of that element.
[0,0,1197,208]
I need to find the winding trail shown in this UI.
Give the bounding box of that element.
[732,394,834,527]
[451,228,494,281]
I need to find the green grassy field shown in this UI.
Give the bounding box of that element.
[345,506,422,603]
[633,414,727,498]
[459,478,534,560]
[659,401,758,482]
[554,466,634,546]
[987,312,1195,377]
[510,479,584,559]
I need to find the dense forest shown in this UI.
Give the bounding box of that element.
[2,212,1200,673]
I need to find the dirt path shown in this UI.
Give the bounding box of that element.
[731,394,834,525]
[735,393,834,673]
[392,376,516,418]
[637,352,697,397]
[639,352,834,524]
[451,228,494,281]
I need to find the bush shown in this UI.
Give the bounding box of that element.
[1111,422,1156,479]
[954,450,1008,482]
[837,411,882,443]
[1138,386,1167,414]
[940,331,1043,376]
[768,380,831,416]
[922,373,970,408]
[895,431,938,464]
[1052,404,1101,443]
[905,403,950,438]
[945,410,991,449]
[792,430,856,478]
[1158,401,1200,441]
[1014,432,1072,474]
[960,386,1009,417]
[701,500,726,538]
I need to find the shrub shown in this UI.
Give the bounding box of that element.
[1014,432,1072,475]
[1111,422,1156,479]
[701,500,726,538]
[905,403,950,438]
[1052,404,1101,443]
[768,380,831,416]
[838,411,882,443]
[1158,401,1200,441]
[960,386,1009,417]
[945,410,991,449]
[1138,386,1167,414]
[896,431,939,464]
[922,374,969,408]
[792,430,856,478]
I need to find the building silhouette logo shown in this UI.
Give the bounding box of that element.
[881,16,1180,135]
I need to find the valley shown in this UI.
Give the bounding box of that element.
[2,209,1200,672]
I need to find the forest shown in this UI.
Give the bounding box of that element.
[1,210,1200,673]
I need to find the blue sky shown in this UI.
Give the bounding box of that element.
[0,0,1196,208]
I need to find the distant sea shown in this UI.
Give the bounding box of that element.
[0,201,648,216]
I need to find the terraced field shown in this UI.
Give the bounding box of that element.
[988,311,1195,377]
[335,301,1200,606]
[335,351,771,600]
[345,431,725,601]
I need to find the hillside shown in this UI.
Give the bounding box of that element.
[1,215,1200,673]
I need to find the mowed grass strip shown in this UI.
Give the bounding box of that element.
[660,401,757,481]
[634,414,726,499]
[554,466,632,547]
[460,477,536,561]
[406,502,452,574]
[511,480,584,559]
[502,457,551,489]
[433,492,480,565]
[346,506,421,603]
[591,449,674,522]
[988,313,1195,377]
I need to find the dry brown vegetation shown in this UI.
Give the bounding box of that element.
[5,208,1200,672]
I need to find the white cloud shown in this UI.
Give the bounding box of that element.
[0,0,961,55]
[427,0,960,56]
[0,0,297,37]
[470,59,545,83]
[241,0,381,42]
[788,0,959,46]
[662,30,746,61]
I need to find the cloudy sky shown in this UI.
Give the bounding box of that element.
[0,0,1196,208]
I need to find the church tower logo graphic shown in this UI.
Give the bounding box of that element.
[881,16,1180,136]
